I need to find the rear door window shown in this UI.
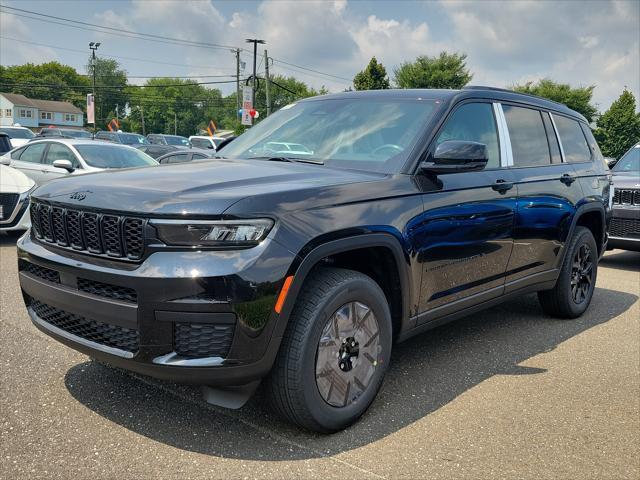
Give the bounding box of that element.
[18,143,47,163]
[503,105,551,167]
[435,102,500,168]
[553,115,592,163]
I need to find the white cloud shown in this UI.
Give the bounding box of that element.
[0,13,58,65]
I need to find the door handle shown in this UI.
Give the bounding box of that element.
[492,179,514,193]
[560,173,576,185]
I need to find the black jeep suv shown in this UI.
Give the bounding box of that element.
[17,87,611,432]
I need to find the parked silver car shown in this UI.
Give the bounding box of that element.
[0,138,157,185]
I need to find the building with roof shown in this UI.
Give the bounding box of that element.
[0,93,84,130]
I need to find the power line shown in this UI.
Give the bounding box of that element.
[1,6,353,86]
[0,35,229,70]
[0,5,237,51]
[0,80,242,90]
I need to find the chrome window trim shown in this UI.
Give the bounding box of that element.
[493,103,513,167]
[549,113,566,162]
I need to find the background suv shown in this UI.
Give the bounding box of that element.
[609,143,640,250]
[17,87,610,432]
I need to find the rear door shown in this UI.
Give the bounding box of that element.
[8,142,49,185]
[501,104,584,290]
[416,101,517,320]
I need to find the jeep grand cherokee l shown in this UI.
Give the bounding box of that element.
[17,87,611,432]
[608,143,639,251]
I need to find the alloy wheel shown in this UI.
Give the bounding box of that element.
[315,301,381,408]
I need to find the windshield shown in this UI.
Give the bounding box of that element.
[165,135,191,146]
[75,144,157,168]
[613,146,640,172]
[62,130,92,139]
[220,97,437,173]
[0,127,35,139]
[119,133,150,145]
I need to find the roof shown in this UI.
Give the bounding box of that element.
[0,92,36,107]
[302,86,585,122]
[0,93,82,114]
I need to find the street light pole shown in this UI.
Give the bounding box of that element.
[245,38,265,108]
[89,42,101,133]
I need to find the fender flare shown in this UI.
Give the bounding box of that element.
[559,201,606,266]
[272,233,412,341]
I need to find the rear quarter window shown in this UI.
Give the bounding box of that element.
[553,115,592,163]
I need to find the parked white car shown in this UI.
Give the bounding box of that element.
[0,126,36,148]
[0,138,158,185]
[189,135,225,150]
[0,164,34,231]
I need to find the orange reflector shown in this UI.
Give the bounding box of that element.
[274,275,294,314]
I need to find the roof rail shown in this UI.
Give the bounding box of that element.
[462,85,568,108]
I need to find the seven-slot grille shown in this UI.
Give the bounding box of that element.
[609,217,640,239]
[613,188,640,206]
[30,202,146,260]
[0,193,19,221]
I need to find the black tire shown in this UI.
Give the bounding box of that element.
[266,267,392,433]
[538,226,598,318]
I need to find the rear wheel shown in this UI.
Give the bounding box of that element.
[266,267,392,433]
[538,226,598,318]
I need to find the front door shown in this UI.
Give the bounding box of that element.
[41,142,80,182]
[415,102,517,321]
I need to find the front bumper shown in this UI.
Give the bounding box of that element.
[18,233,297,386]
[608,206,640,251]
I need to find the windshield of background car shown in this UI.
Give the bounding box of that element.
[62,130,92,139]
[0,127,35,139]
[613,146,640,172]
[165,135,191,146]
[75,144,157,168]
[119,133,150,145]
[221,98,437,173]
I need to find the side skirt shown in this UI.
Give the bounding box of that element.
[397,269,559,343]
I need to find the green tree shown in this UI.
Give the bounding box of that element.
[87,57,129,128]
[0,62,90,110]
[125,78,227,136]
[393,52,472,89]
[513,79,598,123]
[255,74,324,115]
[353,57,390,90]
[594,89,640,158]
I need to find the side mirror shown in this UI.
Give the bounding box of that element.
[604,157,617,169]
[0,157,11,166]
[420,140,488,174]
[52,159,75,173]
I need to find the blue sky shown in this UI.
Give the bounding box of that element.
[1,0,638,111]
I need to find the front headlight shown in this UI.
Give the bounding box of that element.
[150,218,274,247]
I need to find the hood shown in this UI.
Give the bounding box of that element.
[0,164,35,193]
[612,172,640,189]
[31,158,383,216]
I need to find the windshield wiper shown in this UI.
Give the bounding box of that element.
[247,156,324,165]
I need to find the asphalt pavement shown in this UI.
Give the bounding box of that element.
[1,231,638,479]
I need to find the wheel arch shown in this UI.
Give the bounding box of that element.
[275,233,413,341]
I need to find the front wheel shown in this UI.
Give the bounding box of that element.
[266,267,392,433]
[538,226,598,318]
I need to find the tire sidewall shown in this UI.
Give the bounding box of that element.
[299,275,392,432]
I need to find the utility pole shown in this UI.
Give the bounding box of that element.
[115,104,119,126]
[231,48,241,120]
[245,38,265,108]
[140,106,145,135]
[89,42,101,133]
[264,49,271,117]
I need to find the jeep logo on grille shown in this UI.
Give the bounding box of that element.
[69,192,86,201]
